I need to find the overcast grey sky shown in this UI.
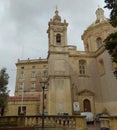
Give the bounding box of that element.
[0,0,110,95]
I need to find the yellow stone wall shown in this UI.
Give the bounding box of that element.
[5,97,40,116]
[15,59,48,97]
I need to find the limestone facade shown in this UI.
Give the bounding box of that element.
[5,96,40,116]
[6,7,117,116]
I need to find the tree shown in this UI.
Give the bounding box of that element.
[104,0,117,78]
[104,0,117,27]
[0,68,9,116]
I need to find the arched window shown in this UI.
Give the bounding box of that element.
[56,34,61,43]
[83,99,91,112]
[79,60,86,75]
[96,37,102,48]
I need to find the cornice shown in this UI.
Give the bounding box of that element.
[69,51,96,58]
[48,21,68,26]
[48,50,69,55]
[69,45,106,58]
[16,58,48,66]
[8,96,40,101]
[48,75,70,78]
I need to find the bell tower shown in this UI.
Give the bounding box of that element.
[47,9,68,48]
[47,9,72,115]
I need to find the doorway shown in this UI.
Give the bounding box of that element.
[83,99,91,112]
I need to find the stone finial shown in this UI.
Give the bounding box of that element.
[53,8,61,23]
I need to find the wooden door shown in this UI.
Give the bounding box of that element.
[83,99,91,112]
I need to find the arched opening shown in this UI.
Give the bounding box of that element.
[83,99,91,112]
[56,34,61,43]
[96,37,102,49]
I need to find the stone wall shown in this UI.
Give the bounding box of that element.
[100,116,117,130]
[5,96,40,116]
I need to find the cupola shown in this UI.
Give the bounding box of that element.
[53,9,61,23]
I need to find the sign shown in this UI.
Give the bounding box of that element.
[73,102,80,111]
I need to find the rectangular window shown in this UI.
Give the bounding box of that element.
[31,82,35,88]
[31,72,35,78]
[20,72,24,79]
[19,82,24,89]
[18,106,26,115]
[43,71,48,77]
[79,65,85,74]
[79,60,86,75]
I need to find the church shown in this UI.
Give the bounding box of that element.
[5,7,117,117]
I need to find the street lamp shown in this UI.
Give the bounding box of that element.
[41,82,46,130]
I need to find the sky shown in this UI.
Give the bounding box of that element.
[0,0,110,96]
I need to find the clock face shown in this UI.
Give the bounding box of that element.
[73,102,80,111]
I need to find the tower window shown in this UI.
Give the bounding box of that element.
[96,37,102,49]
[56,34,61,43]
[79,60,86,75]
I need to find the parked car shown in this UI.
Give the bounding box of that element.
[40,112,48,115]
[95,113,103,122]
[80,112,94,123]
[95,113,109,122]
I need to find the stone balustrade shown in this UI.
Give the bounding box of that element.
[100,116,117,130]
[0,115,87,130]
